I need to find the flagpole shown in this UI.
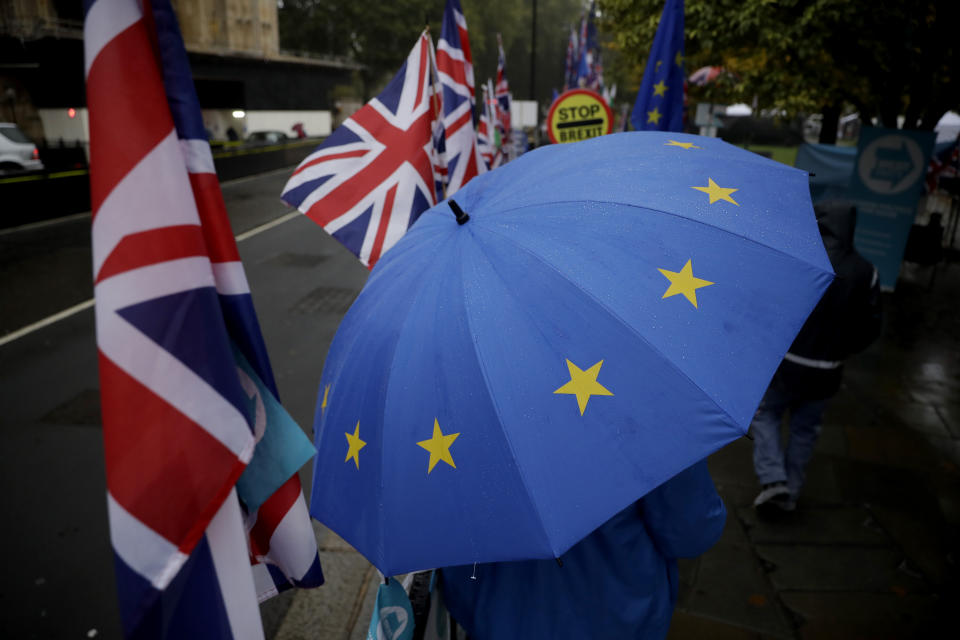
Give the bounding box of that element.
[424,25,448,201]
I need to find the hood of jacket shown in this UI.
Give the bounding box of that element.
[814,199,857,257]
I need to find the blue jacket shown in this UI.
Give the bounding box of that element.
[440,460,726,639]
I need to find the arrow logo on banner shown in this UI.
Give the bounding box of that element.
[870,142,916,188]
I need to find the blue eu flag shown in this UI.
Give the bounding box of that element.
[631,0,684,132]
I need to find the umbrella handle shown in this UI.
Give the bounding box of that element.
[448,200,471,225]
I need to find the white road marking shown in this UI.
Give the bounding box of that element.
[1,207,304,347]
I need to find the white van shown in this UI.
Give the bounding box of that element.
[0,123,43,173]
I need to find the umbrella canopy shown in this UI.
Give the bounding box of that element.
[310,131,833,576]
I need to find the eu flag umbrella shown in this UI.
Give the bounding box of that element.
[310,131,833,576]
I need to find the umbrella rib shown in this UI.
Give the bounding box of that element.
[458,237,571,559]
[478,198,831,271]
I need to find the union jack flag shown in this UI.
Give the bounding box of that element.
[86,0,320,636]
[437,0,486,195]
[495,33,512,140]
[282,32,442,268]
[477,81,501,170]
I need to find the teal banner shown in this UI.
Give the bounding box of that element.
[849,126,935,289]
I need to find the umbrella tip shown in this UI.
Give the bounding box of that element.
[448,199,470,225]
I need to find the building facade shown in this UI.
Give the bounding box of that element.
[0,0,358,143]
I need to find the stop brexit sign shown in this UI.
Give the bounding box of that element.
[547,89,613,144]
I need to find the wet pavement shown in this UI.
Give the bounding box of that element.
[670,257,960,639]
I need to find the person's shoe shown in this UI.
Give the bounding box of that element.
[754,482,791,517]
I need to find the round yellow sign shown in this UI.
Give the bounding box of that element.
[546,89,613,144]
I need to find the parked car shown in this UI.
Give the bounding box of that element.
[245,130,289,145]
[0,123,43,173]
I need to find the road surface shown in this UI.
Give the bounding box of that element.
[0,167,369,638]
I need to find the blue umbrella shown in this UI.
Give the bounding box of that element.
[310,131,833,576]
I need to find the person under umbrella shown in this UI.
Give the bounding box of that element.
[441,458,725,638]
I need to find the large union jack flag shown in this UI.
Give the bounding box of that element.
[436,0,486,195]
[86,0,320,636]
[281,32,442,268]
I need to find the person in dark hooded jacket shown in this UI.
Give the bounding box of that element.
[752,200,882,515]
[440,459,726,639]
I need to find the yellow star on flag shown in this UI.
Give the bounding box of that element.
[658,260,714,308]
[417,419,459,473]
[655,60,663,73]
[554,359,614,416]
[321,384,330,414]
[665,139,699,150]
[344,421,366,469]
[692,178,739,205]
[652,80,668,97]
[647,107,663,125]
[675,51,684,67]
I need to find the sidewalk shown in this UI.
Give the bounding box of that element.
[672,259,960,638]
[270,260,960,639]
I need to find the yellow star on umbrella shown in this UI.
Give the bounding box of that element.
[658,259,715,308]
[554,359,614,416]
[664,140,699,150]
[344,421,366,469]
[652,80,668,97]
[417,419,460,473]
[691,178,739,205]
[647,107,663,125]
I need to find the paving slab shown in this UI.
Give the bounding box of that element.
[869,504,958,588]
[893,403,952,438]
[933,403,960,438]
[684,517,793,638]
[779,591,946,639]
[754,545,927,594]
[347,575,380,640]
[793,456,844,505]
[844,424,944,471]
[908,382,960,407]
[739,505,889,546]
[668,610,769,640]
[274,550,377,640]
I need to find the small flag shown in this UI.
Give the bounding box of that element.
[495,33,512,147]
[563,26,577,91]
[437,0,486,195]
[630,0,685,132]
[478,81,503,169]
[281,32,443,268]
[367,579,415,640]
